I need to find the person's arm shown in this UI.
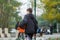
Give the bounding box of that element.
[32,15,38,24]
[20,15,28,28]
[32,16,38,33]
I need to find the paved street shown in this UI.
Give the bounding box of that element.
[0,33,60,40]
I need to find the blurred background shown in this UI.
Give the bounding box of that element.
[0,0,60,34]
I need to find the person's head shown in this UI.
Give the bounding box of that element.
[26,8,32,14]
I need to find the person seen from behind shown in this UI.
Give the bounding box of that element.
[19,8,38,40]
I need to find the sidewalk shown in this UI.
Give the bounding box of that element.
[0,33,60,40]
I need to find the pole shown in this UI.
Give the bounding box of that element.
[34,0,36,18]
[34,0,36,40]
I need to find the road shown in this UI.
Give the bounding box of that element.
[0,33,60,40]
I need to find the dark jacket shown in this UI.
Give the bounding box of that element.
[20,14,38,34]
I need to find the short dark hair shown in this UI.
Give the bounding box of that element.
[27,8,32,13]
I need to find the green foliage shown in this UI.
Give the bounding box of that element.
[0,0,22,28]
[40,0,60,23]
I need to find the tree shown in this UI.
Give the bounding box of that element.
[40,0,60,23]
[0,0,22,28]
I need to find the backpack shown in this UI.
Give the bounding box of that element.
[15,22,25,33]
[17,27,25,33]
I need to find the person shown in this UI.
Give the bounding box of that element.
[37,28,41,33]
[15,22,20,38]
[17,25,25,40]
[15,21,25,39]
[19,8,38,40]
[49,24,53,34]
[37,28,42,37]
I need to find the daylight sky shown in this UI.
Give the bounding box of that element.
[16,0,43,17]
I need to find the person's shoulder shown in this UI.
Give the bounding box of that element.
[24,15,29,19]
[24,15,28,17]
[25,14,28,16]
[25,14,30,17]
